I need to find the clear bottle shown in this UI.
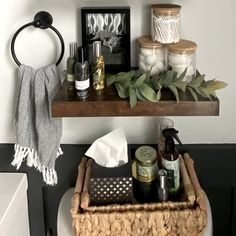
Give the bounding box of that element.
[167,39,197,83]
[75,46,90,98]
[66,42,77,90]
[91,41,105,90]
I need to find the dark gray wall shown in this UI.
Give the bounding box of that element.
[0,144,236,236]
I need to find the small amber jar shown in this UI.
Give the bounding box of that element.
[135,146,158,183]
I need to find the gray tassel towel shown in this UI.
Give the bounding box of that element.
[12,64,63,185]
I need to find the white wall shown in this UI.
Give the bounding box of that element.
[0,0,235,144]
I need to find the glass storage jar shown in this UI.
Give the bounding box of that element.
[151,4,181,44]
[137,35,166,76]
[167,39,197,82]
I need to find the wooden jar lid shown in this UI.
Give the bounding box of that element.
[167,39,197,54]
[137,35,163,49]
[151,4,181,15]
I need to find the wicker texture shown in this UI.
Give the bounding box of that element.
[71,154,207,236]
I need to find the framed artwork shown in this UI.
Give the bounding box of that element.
[81,7,131,73]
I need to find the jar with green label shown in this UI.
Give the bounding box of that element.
[135,146,158,183]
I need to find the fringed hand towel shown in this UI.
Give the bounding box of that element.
[12,64,63,185]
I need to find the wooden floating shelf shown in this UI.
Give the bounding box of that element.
[51,80,219,117]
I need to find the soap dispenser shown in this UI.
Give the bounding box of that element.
[161,128,182,198]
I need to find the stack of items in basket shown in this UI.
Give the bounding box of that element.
[70,151,208,236]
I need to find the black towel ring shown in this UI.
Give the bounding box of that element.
[11,11,65,67]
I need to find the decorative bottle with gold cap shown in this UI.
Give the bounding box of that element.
[91,41,105,90]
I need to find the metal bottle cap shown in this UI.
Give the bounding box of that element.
[159,169,167,188]
[93,41,102,57]
[158,169,168,201]
[69,42,77,58]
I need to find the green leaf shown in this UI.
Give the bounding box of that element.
[116,70,135,83]
[195,87,210,98]
[175,68,187,82]
[134,74,146,87]
[202,78,216,87]
[156,89,161,101]
[128,87,137,108]
[145,70,151,84]
[134,69,144,78]
[168,85,179,102]
[115,83,128,98]
[187,87,198,101]
[150,78,162,91]
[106,74,116,87]
[161,71,177,87]
[139,84,158,102]
[188,75,205,88]
[172,81,188,92]
[135,88,148,101]
[205,81,227,93]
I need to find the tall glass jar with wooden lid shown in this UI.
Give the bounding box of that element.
[137,35,166,76]
[151,4,181,44]
[167,39,197,83]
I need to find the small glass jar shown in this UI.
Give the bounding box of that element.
[167,39,197,82]
[151,4,181,44]
[137,36,166,76]
[135,146,158,183]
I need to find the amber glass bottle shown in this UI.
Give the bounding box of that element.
[91,41,105,90]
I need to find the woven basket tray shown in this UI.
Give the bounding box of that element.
[70,153,207,236]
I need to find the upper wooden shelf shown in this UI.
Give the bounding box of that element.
[51,80,219,117]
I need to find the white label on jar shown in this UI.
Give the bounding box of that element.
[75,79,90,90]
[162,157,180,193]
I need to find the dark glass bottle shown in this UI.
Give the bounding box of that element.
[75,46,90,98]
[66,42,77,91]
[161,128,182,198]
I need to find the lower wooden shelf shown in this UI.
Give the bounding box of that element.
[51,80,219,117]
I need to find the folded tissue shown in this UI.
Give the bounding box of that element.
[85,128,128,167]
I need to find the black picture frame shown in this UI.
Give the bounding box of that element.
[81,7,131,73]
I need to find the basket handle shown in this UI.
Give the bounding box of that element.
[183,153,207,211]
[179,155,195,203]
[80,159,93,209]
[70,156,87,217]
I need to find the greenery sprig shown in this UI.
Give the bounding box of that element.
[106,69,227,108]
